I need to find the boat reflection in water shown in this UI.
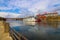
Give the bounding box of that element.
[23,21,36,26]
[8,20,60,40]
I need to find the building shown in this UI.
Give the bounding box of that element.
[0,17,6,21]
[36,14,46,23]
[47,12,58,16]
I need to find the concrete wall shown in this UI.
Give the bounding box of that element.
[0,21,12,40]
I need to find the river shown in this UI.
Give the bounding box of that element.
[6,20,60,40]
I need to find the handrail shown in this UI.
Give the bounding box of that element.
[9,27,28,40]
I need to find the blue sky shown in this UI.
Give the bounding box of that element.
[0,0,60,18]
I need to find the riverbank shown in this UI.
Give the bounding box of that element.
[0,21,12,40]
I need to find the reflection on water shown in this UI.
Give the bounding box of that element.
[23,21,36,25]
[7,20,60,40]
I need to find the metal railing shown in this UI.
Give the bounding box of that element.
[9,27,28,40]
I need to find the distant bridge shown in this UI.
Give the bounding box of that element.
[5,18,23,21]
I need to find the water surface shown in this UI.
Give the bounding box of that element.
[7,20,60,40]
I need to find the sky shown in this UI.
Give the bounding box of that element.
[0,0,60,18]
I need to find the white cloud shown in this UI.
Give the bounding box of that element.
[0,0,50,12]
[0,12,8,17]
[6,13,21,18]
[0,12,21,18]
[9,0,40,8]
[46,0,60,12]
[28,0,50,13]
[0,0,60,17]
[0,7,13,10]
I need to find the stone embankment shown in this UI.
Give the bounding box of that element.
[0,21,12,40]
